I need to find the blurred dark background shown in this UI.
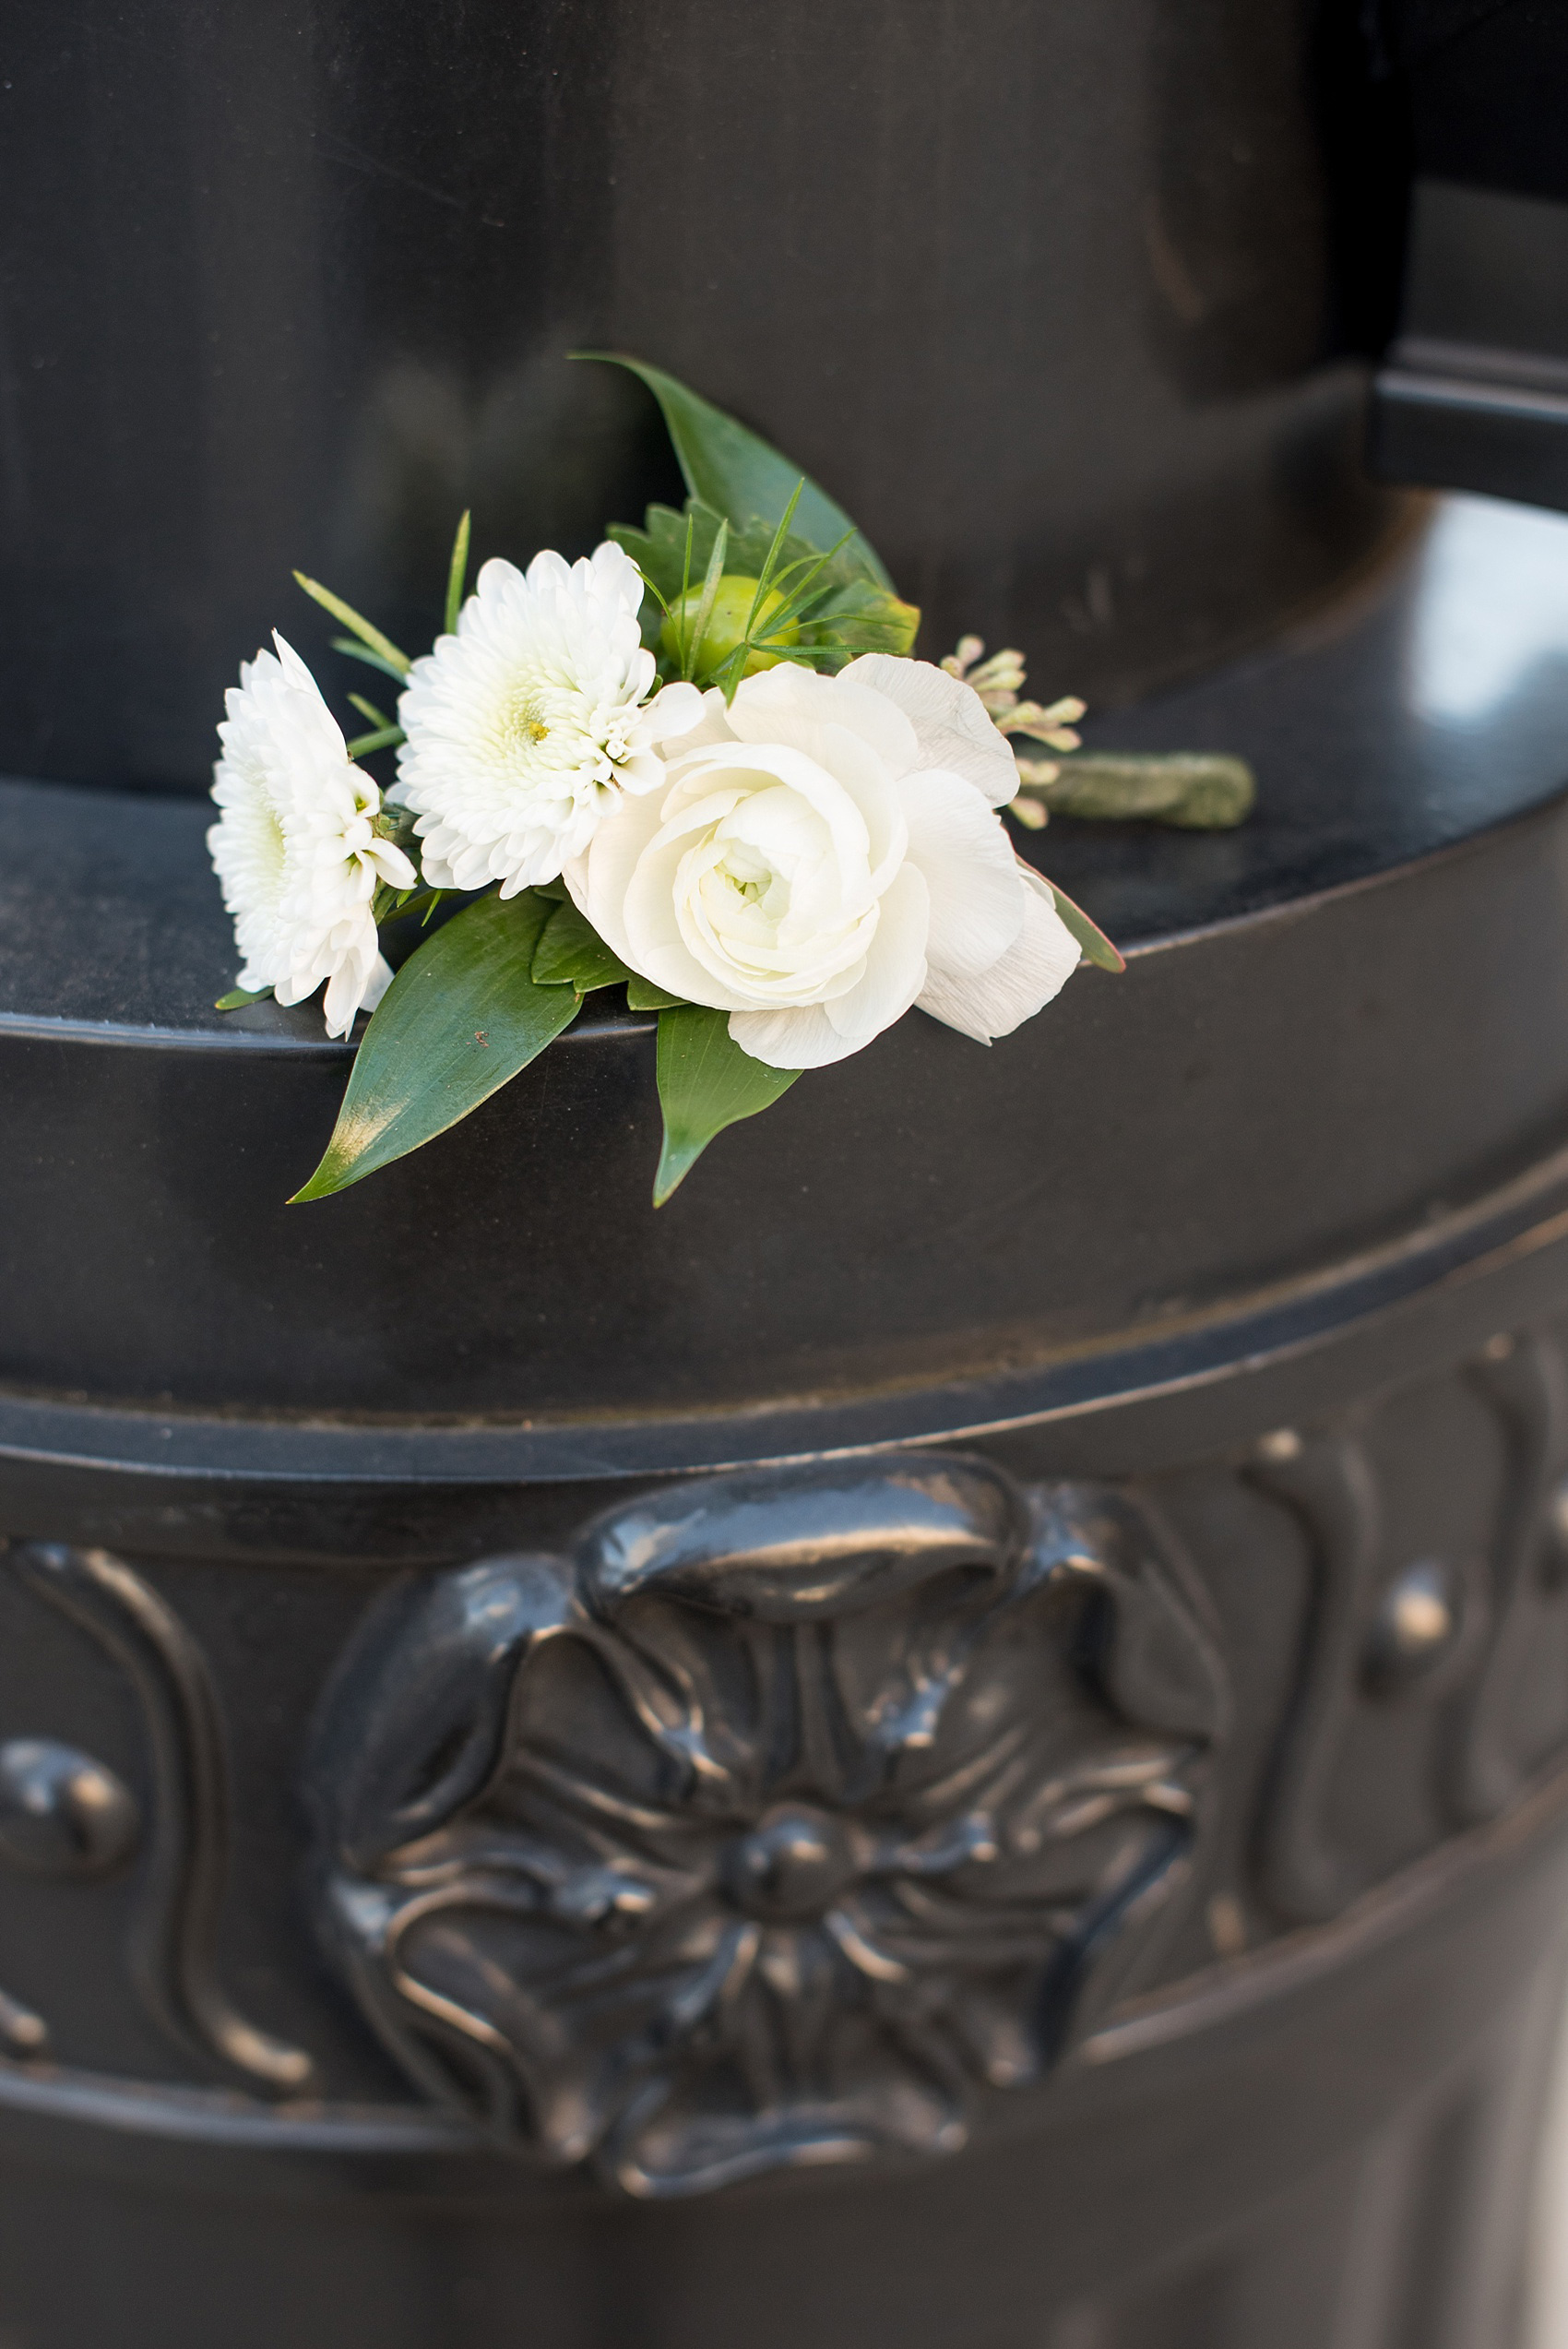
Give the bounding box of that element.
[0,0,1562,794]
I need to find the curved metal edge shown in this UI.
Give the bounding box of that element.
[0,1008,656,1057]
[5,1130,1568,1496]
[6,1544,315,2093]
[1082,1748,1568,2071]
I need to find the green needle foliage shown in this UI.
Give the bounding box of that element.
[444,509,471,638]
[294,576,410,675]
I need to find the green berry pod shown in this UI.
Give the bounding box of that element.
[660,577,799,679]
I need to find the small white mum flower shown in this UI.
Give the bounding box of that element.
[208,634,416,1038]
[392,541,705,895]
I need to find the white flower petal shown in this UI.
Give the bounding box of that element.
[901,769,1025,978]
[728,663,919,776]
[917,864,1081,1043]
[207,638,407,1034]
[640,680,708,745]
[841,653,1019,805]
[395,541,668,891]
[727,1001,858,1069]
[824,859,930,1043]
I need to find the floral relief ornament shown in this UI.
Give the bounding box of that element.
[310,1458,1226,2195]
[207,355,1253,1203]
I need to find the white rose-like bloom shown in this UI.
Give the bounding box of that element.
[208,633,417,1038]
[393,542,705,894]
[563,654,1082,1069]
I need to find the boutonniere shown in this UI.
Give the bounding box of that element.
[208,359,1252,1204]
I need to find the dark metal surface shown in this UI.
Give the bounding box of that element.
[5,1314,1568,2343]
[6,4,1568,2343]
[1369,6,1568,507]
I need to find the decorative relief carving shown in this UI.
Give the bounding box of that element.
[1248,1330,1568,1926]
[1,1542,314,2093]
[1248,1429,1387,1925]
[0,1737,140,1877]
[311,1459,1225,2195]
[1452,1332,1568,1825]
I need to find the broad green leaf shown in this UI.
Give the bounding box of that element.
[294,575,411,675]
[291,891,580,1200]
[445,508,471,638]
[1039,753,1255,831]
[579,354,894,589]
[626,975,686,1011]
[1046,878,1126,974]
[653,1006,801,1206]
[531,899,636,992]
[215,986,272,1011]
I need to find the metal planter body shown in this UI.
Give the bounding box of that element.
[3,6,1568,2347]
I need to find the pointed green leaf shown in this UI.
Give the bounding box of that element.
[332,637,409,685]
[291,891,580,1201]
[1046,878,1126,974]
[215,986,272,1011]
[578,354,893,588]
[530,899,636,992]
[445,508,472,638]
[626,976,686,1011]
[345,722,405,757]
[653,1006,801,1205]
[294,575,411,675]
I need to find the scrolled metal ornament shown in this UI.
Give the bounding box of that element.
[311,1456,1226,2195]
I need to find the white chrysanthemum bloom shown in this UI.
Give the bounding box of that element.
[392,542,706,894]
[564,655,1082,1070]
[208,634,416,1038]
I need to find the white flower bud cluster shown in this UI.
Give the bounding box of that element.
[941,637,1087,829]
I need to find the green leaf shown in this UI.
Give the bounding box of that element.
[530,899,636,992]
[626,975,686,1011]
[348,692,394,730]
[332,637,409,685]
[215,986,272,1011]
[1045,878,1126,974]
[345,723,405,757]
[291,891,581,1201]
[1038,752,1256,831]
[294,574,411,676]
[578,353,893,588]
[374,884,447,928]
[445,508,471,638]
[653,1006,801,1206]
[806,578,921,660]
[609,498,920,674]
[681,517,730,683]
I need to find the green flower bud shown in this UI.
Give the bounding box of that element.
[661,576,799,679]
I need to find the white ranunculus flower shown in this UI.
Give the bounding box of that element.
[563,654,1082,1069]
[208,633,416,1038]
[393,541,706,895]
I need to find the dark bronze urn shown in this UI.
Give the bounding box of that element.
[3,3,1568,2343]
